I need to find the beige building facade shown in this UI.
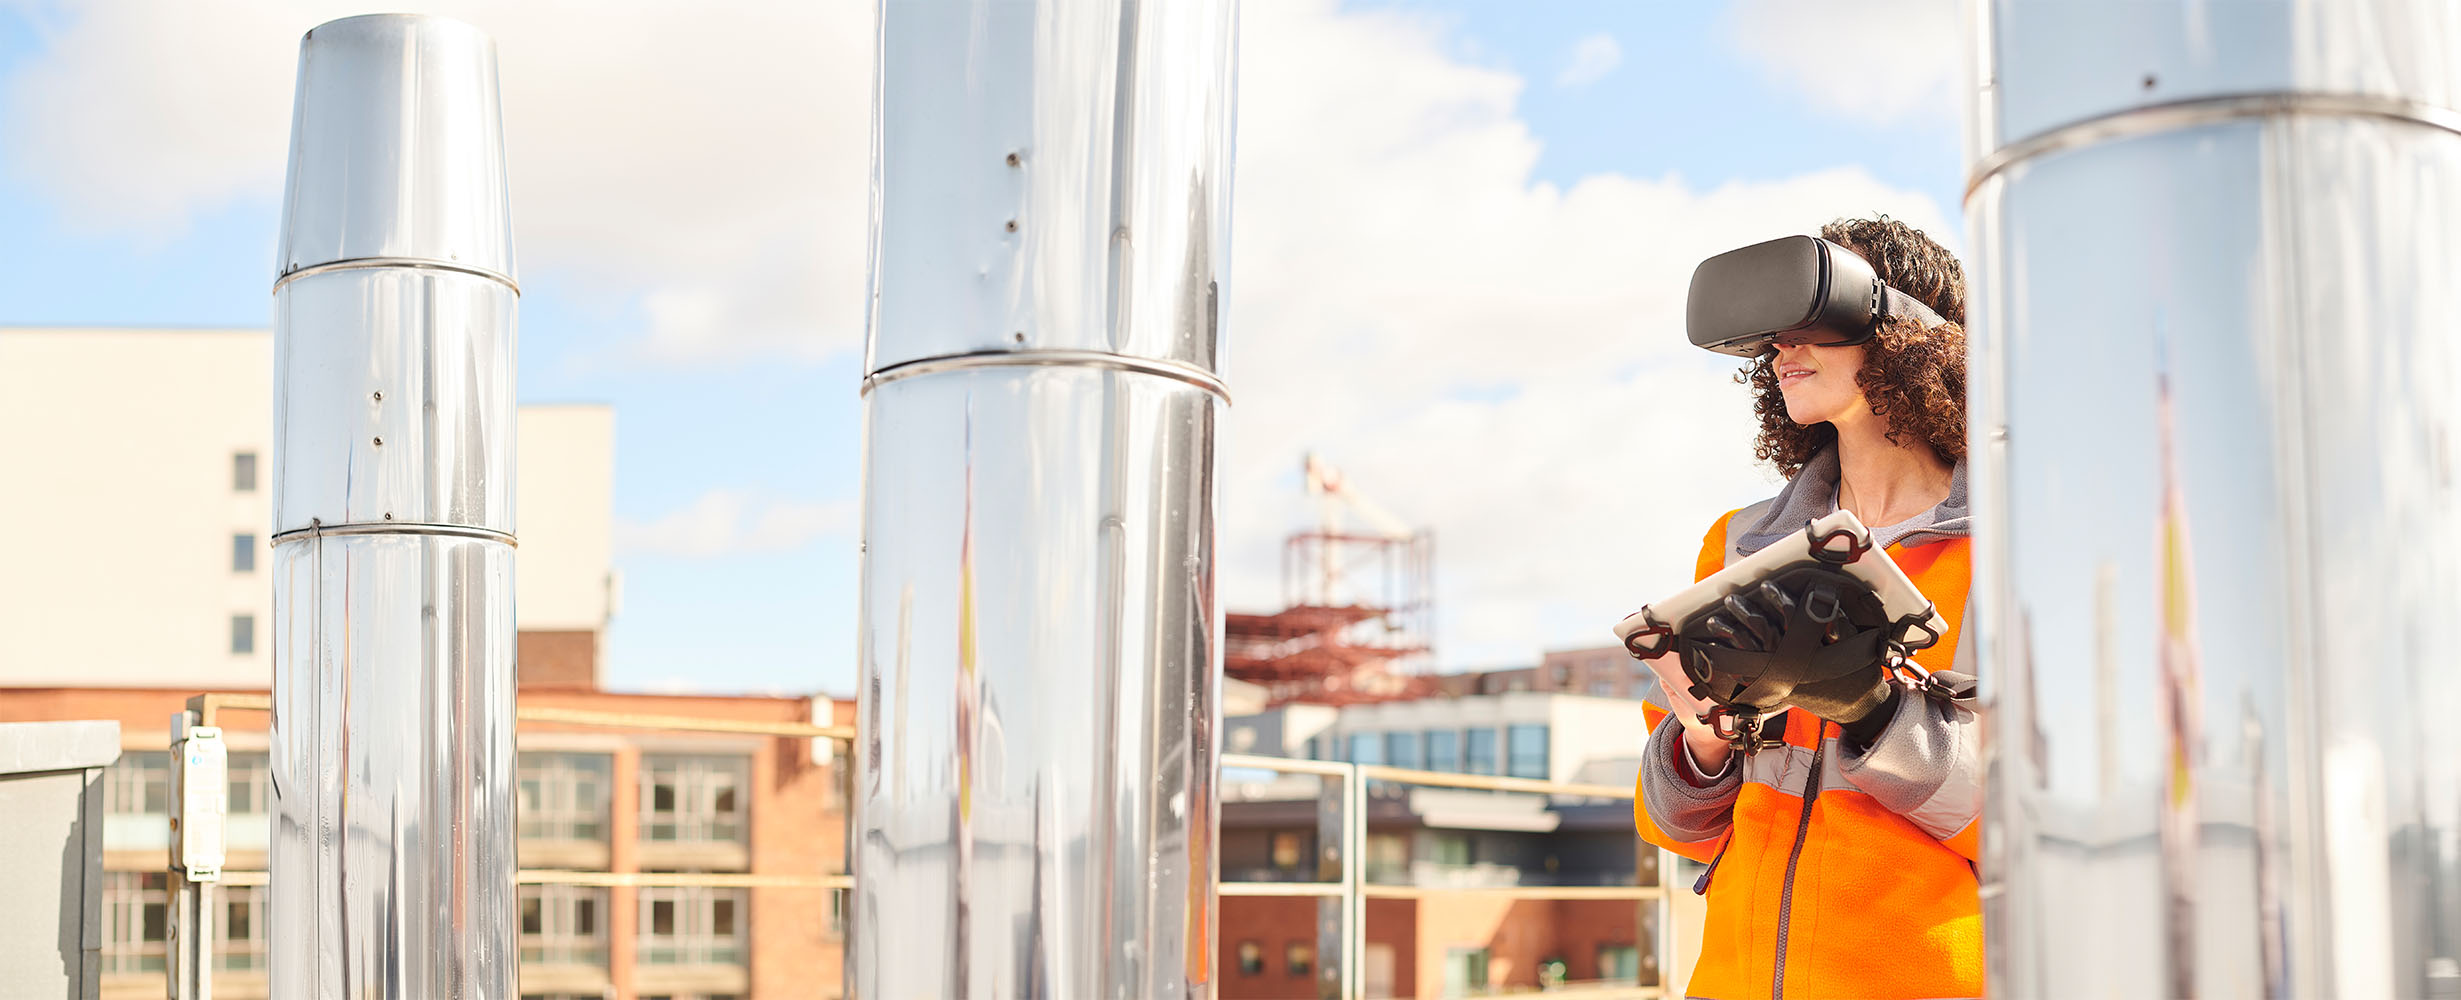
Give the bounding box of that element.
[0,326,617,688]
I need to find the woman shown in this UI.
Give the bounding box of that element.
[1634,216,1982,1000]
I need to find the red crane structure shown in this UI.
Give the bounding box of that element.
[1225,454,1438,706]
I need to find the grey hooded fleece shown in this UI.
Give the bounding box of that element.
[1729,445,1970,557]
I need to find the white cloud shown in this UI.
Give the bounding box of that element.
[1555,33,1622,89]
[0,0,871,362]
[1226,0,1956,666]
[1723,0,1963,123]
[616,490,853,559]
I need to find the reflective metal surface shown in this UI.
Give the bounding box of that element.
[276,14,514,282]
[1972,3,2461,997]
[857,1,1238,996]
[865,0,1237,375]
[1972,0,2461,165]
[268,15,518,999]
[273,268,516,534]
[268,536,517,998]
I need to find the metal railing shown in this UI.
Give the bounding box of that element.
[171,694,1676,999]
[1220,752,1678,1000]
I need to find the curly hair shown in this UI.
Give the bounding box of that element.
[1743,216,1968,477]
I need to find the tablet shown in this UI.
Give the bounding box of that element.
[1613,508,1946,662]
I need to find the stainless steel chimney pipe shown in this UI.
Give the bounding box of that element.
[855,0,1239,996]
[1968,2,2461,997]
[267,15,518,999]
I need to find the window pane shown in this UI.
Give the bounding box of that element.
[233,451,258,492]
[1506,724,1549,779]
[232,533,257,573]
[576,898,596,936]
[712,898,735,937]
[226,899,249,938]
[1464,729,1498,776]
[142,902,166,942]
[1287,942,1314,977]
[640,754,749,845]
[231,614,255,655]
[1345,733,1381,766]
[652,900,674,936]
[520,752,615,843]
[522,897,543,934]
[1270,832,1304,870]
[1384,731,1421,771]
[226,751,270,815]
[1237,941,1264,976]
[1426,730,1459,773]
[107,751,171,816]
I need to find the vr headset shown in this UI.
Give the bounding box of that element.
[1686,235,1948,357]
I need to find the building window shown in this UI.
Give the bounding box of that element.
[227,750,272,816]
[1433,832,1473,867]
[105,751,171,817]
[102,871,169,973]
[1589,680,1614,697]
[1365,833,1409,884]
[230,614,255,655]
[1506,724,1550,779]
[1270,831,1307,872]
[1425,729,1459,773]
[218,885,268,972]
[232,533,257,573]
[1384,731,1422,771]
[520,751,612,842]
[1237,940,1264,976]
[233,451,258,492]
[1598,944,1642,985]
[1444,947,1491,996]
[637,886,745,966]
[1344,733,1382,766]
[641,754,747,844]
[1463,729,1498,776]
[520,884,608,968]
[1551,664,1570,685]
[1287,941,1315,978]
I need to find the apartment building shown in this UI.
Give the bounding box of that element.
[1434,646,1646,702]
[1,687,851,1000]
[0,327,849,999]
[1217,692,1666,998]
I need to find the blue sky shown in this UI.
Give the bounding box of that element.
[0,0,1964,695]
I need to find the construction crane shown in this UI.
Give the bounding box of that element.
[1226,453,1436,706]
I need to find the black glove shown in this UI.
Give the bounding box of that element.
[1677,564,1897,727]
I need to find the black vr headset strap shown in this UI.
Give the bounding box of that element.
[1876,283,1947,332]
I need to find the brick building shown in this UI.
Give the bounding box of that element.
[1434,646,1644,702]
[0,686,853,1000]
[0,327,853,999]
[1216,693,1669,998]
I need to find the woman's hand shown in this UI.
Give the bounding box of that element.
[1642,651,1736,776]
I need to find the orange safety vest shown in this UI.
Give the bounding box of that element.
[1635,508,1980,1000]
